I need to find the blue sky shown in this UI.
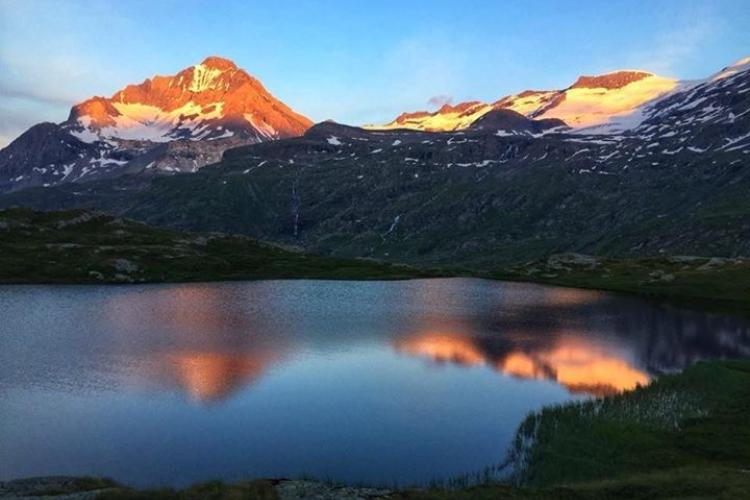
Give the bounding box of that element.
[1,0,748,146]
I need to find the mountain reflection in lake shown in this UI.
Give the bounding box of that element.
[1,279,749,487]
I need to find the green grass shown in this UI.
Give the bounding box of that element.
[399,466,750,499]
[400,360,750,499]
[3,209,748,320]
[491,253,750,314]
[0,208,437,284]
[507,360,750,486]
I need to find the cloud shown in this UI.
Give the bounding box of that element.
[639,25,716,76]
[427,95,452,108]
[382,36,468,97]
[0,97,72,148]
[280,33,475,127]
[0,1,241,146]
[0,61,85,107]
[0,0,139,146]
[310,34,475,126]
[0,62,84,147]
[620,5,722,77]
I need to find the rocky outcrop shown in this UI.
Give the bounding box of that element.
[570,70,652,90]
[0,477,394,499]
[468,109,567,134]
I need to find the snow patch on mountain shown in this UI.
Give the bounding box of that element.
[372,71,679,134]
[537,74,678,129]
[244,113,278,139]
[0,56,313,193]
[710,56,750,82]
[73,101,227,142]
[189,63,226,92]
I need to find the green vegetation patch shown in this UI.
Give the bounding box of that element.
[0,208,434,284]
[492,253,750,314]
[402,360,750,499]
[506,360,750,487]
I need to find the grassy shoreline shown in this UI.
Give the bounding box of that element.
[488,253,750,316]
[405,359,750,499]
[2,209,749,318]
[0,208,437,284]
[507,359,750,487]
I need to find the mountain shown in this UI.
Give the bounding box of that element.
[0,56,312,193]
[371,70,678,134]
[66,56,311,143]
[468,109,567,135]
[1,57,748,268]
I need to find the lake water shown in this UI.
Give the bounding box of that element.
[1,279,749,488]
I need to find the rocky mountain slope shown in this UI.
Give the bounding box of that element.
[0,56,312,193]
[0,58,747,268]
[370,69,679,133]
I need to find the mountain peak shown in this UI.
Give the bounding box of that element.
[727,56,750,69]
[65,57,311,145]
[710,56,750,82]
[570,70,654,90]
[373,69,675,132]
[199,56,238,71]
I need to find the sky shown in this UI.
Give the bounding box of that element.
[1,0,749,147]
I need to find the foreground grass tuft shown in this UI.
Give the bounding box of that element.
[505,360,750,487]
[400,360,750,499]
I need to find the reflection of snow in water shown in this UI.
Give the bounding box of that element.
[1,278,749,487]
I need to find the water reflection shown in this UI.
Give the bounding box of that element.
[101,280,749,402]
[395,332,649,396]
[498,344,649,396]
[98,285,293,403]
[388,280,749,397]
[1,279,750,487]
[3,279,744,403]
[395,333,486,367]
[142,351,285,403]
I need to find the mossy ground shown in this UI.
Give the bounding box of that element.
[0,208,436,284]
[492,253,750,315]
[2,209,748,319]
